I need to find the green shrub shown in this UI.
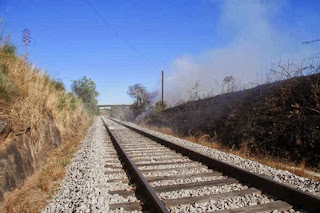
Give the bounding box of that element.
[59,157,71,167]
[51,79,65,91]
[68,93,77,111]
[57,93,78,111]
[0,65,17,101]
[2,43,16,56]
[57,94,67,110]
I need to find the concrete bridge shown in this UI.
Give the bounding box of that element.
[97,104,130,108]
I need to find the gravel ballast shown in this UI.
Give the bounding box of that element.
[43,119,141,213]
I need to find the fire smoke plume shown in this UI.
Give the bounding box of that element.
[164,1,319,105]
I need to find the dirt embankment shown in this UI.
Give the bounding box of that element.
[146,74,320,169]
[0,47,92,207]
[0,114,61,200]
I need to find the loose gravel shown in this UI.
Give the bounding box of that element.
[139,162,201,170]
[43,119,141,213]
[169,194,272,212]
[135,158,190,164]
[159,184,248,199]
[143,167,212,177]
[150,176,226,187]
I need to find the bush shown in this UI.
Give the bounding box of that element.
[68,93,77,111]
[57,92,77,111]
[51,79,65,91]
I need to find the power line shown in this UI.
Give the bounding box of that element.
[302,39,320,45]
[83,0,150,62]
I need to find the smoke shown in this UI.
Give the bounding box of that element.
[164,1,318,106]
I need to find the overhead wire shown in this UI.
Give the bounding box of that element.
[302,39,320,45]
[82,0,159,70]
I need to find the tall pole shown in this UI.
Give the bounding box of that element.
[24,42,27,61]
[22,29,31,61]
[161,70,164,108]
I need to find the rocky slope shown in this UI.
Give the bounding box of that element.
[0,47,91,202]
[0,114,61,201]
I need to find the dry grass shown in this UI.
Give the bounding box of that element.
[146,125,320,182]
[0,48,94,212]
[0,49,91,140]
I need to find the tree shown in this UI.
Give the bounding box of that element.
[127,84,150,116]
[127,84,147,105]
[71,76,99,114]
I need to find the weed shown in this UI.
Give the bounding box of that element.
[38,170,49,192]
[59,157,71,167]
[57,94,67,110]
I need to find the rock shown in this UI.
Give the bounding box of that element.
[0,114,63,201]
[0,120,7,134]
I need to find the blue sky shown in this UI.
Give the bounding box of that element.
[1,0,320,105]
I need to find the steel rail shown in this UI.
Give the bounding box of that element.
[110,117,320,212]
[101,118,169,213]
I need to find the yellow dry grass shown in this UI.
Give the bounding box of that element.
[0,48,94,212]
[0,50,91,138]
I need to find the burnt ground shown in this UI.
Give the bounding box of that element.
[145,74,320,169]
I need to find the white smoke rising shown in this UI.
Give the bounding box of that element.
[164,1,317,106]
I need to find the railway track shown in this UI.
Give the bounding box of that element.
[101,117,320,212]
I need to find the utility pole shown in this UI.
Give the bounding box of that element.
[161,70,164,109]
[22,29,31,61]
